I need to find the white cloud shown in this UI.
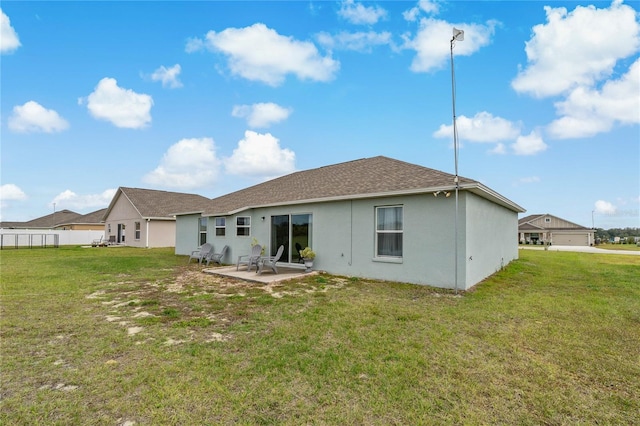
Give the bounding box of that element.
[512,131,547,156]
[594,200,617,215]
[0,9,21,54]
[224,131,295,178]
[232,103,292,128]
[143,138,221,189]
[50,188,116,210]
[512,1,640,98]
[0,184,27,201]
[338,0,387,25]
[512,176,541,187]
[434,112,521,142]
[8,101,69,133]
[316,30,393,53]
[490,143,506,155]
[185,37,204,53]
[547,58,640,139]
[189,23,339,86]
[80,78,153,129]
[150,64,183,88]
[404,1,440,22]
[406,18,497,72]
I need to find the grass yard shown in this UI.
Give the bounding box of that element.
[596,243,640,252]
[1,246,639,425]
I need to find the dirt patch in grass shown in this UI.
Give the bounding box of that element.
[86,268,350,347]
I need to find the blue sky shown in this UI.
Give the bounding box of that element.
[1,0,638,229]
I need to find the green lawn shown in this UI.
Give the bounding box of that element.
[1,246,639,424]
[596,243,640,251]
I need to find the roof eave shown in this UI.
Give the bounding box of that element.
[203,184,525,216]
[172,210,206,217]
[462,183,526,213]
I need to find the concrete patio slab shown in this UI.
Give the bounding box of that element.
[202,265,317,284]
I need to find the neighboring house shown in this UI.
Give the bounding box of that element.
[0,209,83,229]
[174,156,525,291]
[53,208,107,231]
[518,214,594,246]
[103,187,210,248]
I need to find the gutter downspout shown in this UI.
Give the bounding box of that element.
[146,219,150,248]
[349,200,353,266]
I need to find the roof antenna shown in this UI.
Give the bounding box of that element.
[450,27,464,295]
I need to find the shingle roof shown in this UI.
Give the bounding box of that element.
[519,213,590,230]
[57,208,107,225]
[202,156,485,216]
[518,214,544,225]
[115,187,211,219]
[23,209,82,228]
[1,208,108,229]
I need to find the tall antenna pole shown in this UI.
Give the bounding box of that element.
[450,28,464,295]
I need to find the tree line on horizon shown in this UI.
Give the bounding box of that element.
[594,227,639,243]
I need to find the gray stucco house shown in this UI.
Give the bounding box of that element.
[174,156,525,290]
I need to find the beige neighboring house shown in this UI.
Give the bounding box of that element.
[0,209,96,230]
[103,187,210,248]
[518,214,594,246]
[53,208,107,230]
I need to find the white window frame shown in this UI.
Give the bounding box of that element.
[374,205,403,260]
[236,216,251,237]
[198,217,208,245]
[214,217,226,237]
[134,221,141,240]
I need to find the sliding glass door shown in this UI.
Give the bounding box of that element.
[270,214,312,263]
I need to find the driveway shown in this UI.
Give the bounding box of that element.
[520,245,640,255]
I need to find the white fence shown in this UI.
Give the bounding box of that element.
[0,230,105,249]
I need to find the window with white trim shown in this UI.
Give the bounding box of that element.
[236,216,251,237]
[375,206,403,257]
[214,217,226,236]
[134,222,141,240]
[198,217,208,245]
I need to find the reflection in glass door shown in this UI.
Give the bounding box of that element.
[271,215,289,260]
[270,214,312,263]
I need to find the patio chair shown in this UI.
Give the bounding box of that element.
[295,242,304,263]
[204,245,229,266]
[188,243,213,264]
[91,235,104,247]
[237,244,262,271]
[257,245,285,275]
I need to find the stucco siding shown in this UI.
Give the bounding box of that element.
[104,194,139,245]
[465,193,518,289]
[178,191,519,290]
[147,220,176,247]
[230,195,466,289]
[176,214,203,255]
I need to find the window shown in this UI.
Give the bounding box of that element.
[545,217,551,223]
[214,217,226,236]
[198,217,208,245]
[375,206,403,257]
[134,222,141,240]
[236,216,251,236]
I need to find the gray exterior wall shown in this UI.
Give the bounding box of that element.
[465,193,519,288]
[175,191,519,290]
[175,214,203,254]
